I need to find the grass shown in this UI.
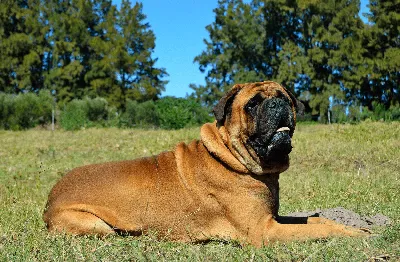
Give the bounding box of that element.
[0,121,399,261]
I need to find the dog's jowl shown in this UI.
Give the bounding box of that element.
[43,81,367,247]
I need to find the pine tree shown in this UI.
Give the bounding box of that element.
[358,0,400,109]
[192,0,269,108]
[86,3,123,108]
[193,0,366,118]
[192,0,310,109]
[1,0,167,109]
[0,0,47,93]
[299,0,364,118]
[42,0,88,104]
[87,0,168,108]
[117,1,168,103]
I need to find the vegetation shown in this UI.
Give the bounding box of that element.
[192,0,400,118]
[0,122,398,260]
[59,97,111,130]
[0,92,213,130]
[1,0,398,123]
[0,0,167,108]
[0,90,53,130]
[1,0,399,127]
[0,91,398,131]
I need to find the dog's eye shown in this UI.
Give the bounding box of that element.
[245,94,264,113]
[276,90,292,106]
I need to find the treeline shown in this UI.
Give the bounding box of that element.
[0,92,212,130]
[0,0,399,130]
[0,0,167,108]
[191,0,399,121]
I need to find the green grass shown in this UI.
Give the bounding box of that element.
[0,122,399,261]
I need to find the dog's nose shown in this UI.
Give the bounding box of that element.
[263,98,290,121]
[256,97,292,137]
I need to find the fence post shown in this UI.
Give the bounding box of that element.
[52,96,56,131]
[328,110,331,124]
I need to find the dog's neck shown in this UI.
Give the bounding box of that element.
[201,122,250,174]
[251,173,280,217]
[202,123,281,216]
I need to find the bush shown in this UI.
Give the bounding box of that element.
[37,90,54,125]
[358,102,400,122]
[387,104,400,121]
[296,112,313,122]
[331,105,347,123]
[0,93,15,129]
[59,97,111,130]
[59,100,89,130]
[120,100,158,128]
[120,97,212,129]
[371,101,387,121]
[86,97,108,122]
[155,97,213,129]
[14,93,41,129]
[0,91,53,130]
[327,102,400,123]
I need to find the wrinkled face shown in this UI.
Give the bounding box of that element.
[213,81,301,174]
[244,90,295,172]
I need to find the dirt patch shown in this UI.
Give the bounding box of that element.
[286,207,391,228]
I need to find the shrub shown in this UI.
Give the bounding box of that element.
[155,97,212,129]
[371,101,387,121]
[120,100,158,128]
[0,91,53,130]
[59,100,89,130]
[37,90,54,125]
[104,106,119,127]
[359,107,373,121]
[120,97,212,129]
[60,97,114,130]
[0,93,15,129]
[388,104,400,121]
[14,92,41,129]
[331,105,347,123]
[296,112,313,122]
[86,97,108,122]
[362,102,400,122]
[119,97,212,129]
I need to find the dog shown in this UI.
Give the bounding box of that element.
[43,81,366,247]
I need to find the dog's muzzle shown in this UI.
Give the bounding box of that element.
[248,97,295,161]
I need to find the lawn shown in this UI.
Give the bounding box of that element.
[0,121,399,261]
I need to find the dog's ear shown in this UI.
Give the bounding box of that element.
[282,86,305,116]
[213,85,242,124]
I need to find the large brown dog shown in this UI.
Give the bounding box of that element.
[43,81,365,246]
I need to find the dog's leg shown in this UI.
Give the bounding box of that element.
[46,209,115,235]
[306,217,342,225]
[257,219,367,246]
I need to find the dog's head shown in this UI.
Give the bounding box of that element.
[213,81,304,175]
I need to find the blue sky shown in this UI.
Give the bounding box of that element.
[112,0,370,98]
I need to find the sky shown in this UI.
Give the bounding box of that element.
[112,0,370,98]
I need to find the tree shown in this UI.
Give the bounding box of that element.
[299,0,365,118]
[356,0,400,109]
[0,0,47,93]
[87,0,168,108]
[1,0,167,109]
[192,0,304,108]
[86,3,123,107]
[192,0,266,108]
[117,1,168,103]
[193,0,368,119]
[43,0,114,105]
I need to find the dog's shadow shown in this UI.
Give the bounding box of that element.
[277,214,319,224]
